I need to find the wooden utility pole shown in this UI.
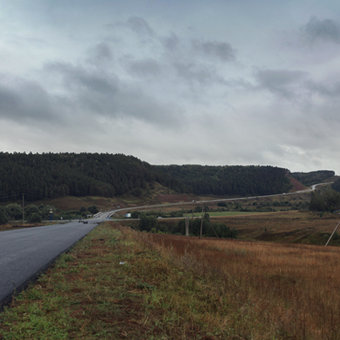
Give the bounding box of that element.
[22,193,25,225]
[325,222,340,246]
[185,217,189,236]
[199,206,205,239]
[199,218,203,239]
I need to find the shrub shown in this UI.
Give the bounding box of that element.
[88,206,98,214]
[6,203,22,220]
[0,207,8,224]
[310,190,340,212]
[28,213,42,223]
[138,215,158,232]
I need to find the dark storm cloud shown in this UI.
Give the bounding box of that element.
[173,62,223,85]
[115,25,234,86]
[192,40,235,61]
[306,79,340,98]
[0,77,59,123]
[302,17,340,44]
[126,16,154,36]
[45,61,180,126]
[47,62,117,94]
[162,33,180,51]
[126,58,161,77]
[255,69,308,98]
[87,43,113,65]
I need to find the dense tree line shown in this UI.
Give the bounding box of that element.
[154,165,291,196]
[0,153,153,202]
[292,170,335,186]
[0,152,293,203]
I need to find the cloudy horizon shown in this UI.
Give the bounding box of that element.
[1,1,340,173]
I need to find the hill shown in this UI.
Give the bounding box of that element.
[154,164,292,196]
[0,152,296,203]
[291,170,335,186]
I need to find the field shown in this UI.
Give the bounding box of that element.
[2,221,340,339]
[135,210,339,246]
[183,211,270,218]
[212,211,340,245]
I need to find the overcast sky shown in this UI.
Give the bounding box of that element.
[0,1,340,173]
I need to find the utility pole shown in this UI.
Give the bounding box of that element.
[199,206,205,239]
[185,216,189,236]
[22,193,25,225]
[191,200,194,220]
[325,222,340,246]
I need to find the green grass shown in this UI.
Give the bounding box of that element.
[0,223,243,339]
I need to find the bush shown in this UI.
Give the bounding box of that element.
[310,190,340,212]
[0,207,8,224]
[88,206,98,214]
[138,215,158,232]
[28,213,42,223]
[131,211,140,218]
[6,203,22,220]
[207,223,238,238]
[25,204,40,218]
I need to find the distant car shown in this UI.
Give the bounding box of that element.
[83,221,88,224]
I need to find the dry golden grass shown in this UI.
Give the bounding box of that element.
[212,211,340,244]
[3,221,340,339]
[142,232,340,339]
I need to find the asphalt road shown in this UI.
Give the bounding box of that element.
[0,220,98,308]
[103,182,333,218]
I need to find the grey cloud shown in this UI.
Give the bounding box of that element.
[193,40,235,61]
[162,33,180,51]
[306,80,340,98]
[255,69,308,97]
[126,58,161,77]
[46,62,118,94]
[45,61,180,126]
[0,77,59,124]
[87,43,113,65]
[302,17,340,44]
[126,16,154,36]
[173,62,222,85]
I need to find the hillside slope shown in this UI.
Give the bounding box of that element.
[0,152,297,202]
[291,170,335,186]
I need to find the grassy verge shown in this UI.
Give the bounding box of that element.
[2,222,340,339]
[0,222,233,339]
[0,223,53,232]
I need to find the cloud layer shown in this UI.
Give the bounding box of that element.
[0,1,340,173]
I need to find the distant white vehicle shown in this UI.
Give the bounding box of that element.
[125,213,131,218]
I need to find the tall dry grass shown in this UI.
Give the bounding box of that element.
[139,233,340,339]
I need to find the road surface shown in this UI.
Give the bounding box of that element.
[0,220,98,308]
[97,182,333,219]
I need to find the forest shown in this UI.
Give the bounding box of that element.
[291,170,335,186]
[0,152,294,202]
